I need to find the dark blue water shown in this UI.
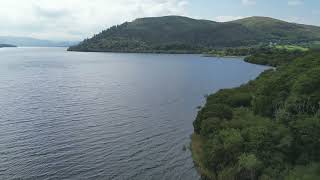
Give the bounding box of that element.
[0,47,269,180]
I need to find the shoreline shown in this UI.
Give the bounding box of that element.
[190,52,281,179]
[190,49,319,179]
[67,49,250,59]
[67,48,203,54]
[202,54,247,58]
[191,134,216,180]
[191,71,276,180]
[189,55,273,179]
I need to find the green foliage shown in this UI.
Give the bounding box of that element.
[200,118,222,137]
[207,86,253,108]
[207,47,255,57]
[291,117,320,163]
[68,16,320,53]
[285,163,320,180]
[244,47,307,66]
[194,103,233,134]
[219,129,244,151]
[293,67,320,95]
[237,153,262,180]
[193,50,320,179]
[275,45,309,52]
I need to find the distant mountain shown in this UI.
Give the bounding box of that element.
[0,44,16,48]
[0,36,79,47]
[232,16,320,41]
[68,16,320,53]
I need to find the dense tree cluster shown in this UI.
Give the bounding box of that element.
[244,47,307,66]
[193,50,320,179]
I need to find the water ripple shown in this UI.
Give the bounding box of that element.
[0,47,269,180]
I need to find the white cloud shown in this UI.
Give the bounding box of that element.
[0,0,189,40]
[285,16,302,23]
[213,16,246,22]
[288,0,303,6]
[241,0,256,6]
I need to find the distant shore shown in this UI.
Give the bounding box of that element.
[202,54,247,58]
[0,44,17,48]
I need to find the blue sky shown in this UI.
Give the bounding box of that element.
[0,0,319,41]
[187,0,320,25]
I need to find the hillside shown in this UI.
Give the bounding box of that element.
[233,17,320,42]
[68,16,320,53]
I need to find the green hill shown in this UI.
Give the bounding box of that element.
[233,17,320,42]
[68,16,320,53]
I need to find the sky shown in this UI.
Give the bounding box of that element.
[0,0,319,41]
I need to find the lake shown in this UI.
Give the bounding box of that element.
[0,47,269,180]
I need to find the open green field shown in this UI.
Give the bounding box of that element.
[275,45,309,51]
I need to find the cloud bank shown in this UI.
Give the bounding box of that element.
[213,16,247,22]
[288,0,303,6]
[0,0,316,41]
[0,0,188,40]
[241,0,256,6]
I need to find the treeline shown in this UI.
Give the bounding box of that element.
[68,37,205,54]
[244,47,307,66]
[192,49,320,179]
[207,47,258,57]
[207,46,307,60]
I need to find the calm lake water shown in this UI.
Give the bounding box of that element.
[0,47,268,180]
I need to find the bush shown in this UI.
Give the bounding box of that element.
[200,118,222,137]
[291,117,320,162]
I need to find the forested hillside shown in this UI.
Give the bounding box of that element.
[68,16,320,53]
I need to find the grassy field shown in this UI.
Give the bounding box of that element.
[275,45,309,51]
